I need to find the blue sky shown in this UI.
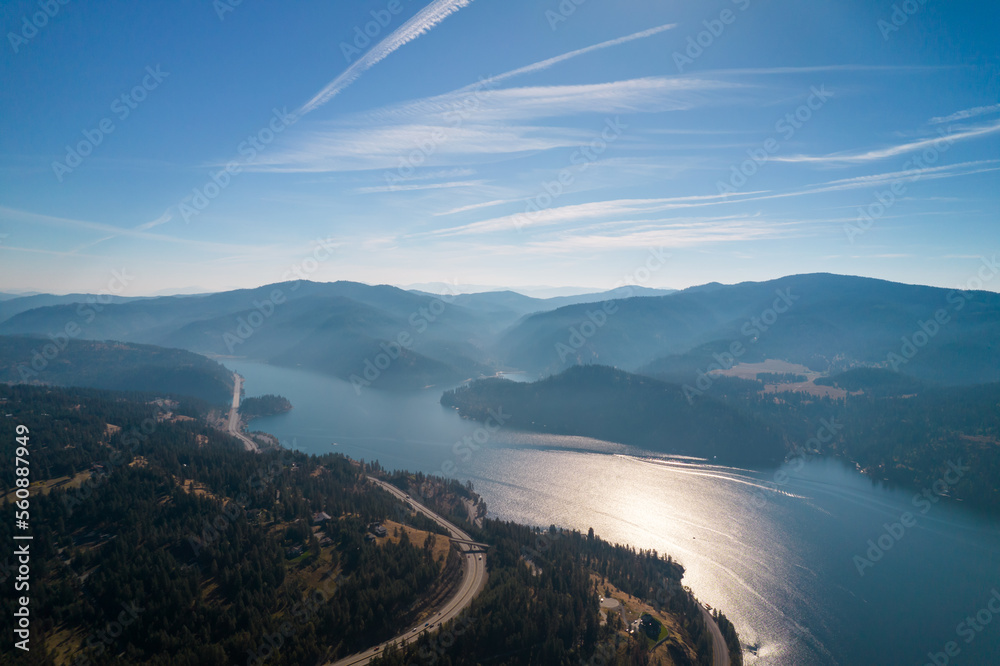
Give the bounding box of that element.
[1,0,998,296]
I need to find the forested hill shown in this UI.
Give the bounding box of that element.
[442,365,1000,514]
[377,471,743,666]
[240,393,293,419]
[0,384,737,665]
[0,335,233,404]
[441,365,786,466]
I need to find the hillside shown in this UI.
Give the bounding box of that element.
[442,365,786,466]
[710,376,1000,513]
[0,384,733,666]
[442,364,1000,513]
[0,335,233,404]
[499,273,1000,385]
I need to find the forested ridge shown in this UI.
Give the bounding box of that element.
[0,385,454,665]
[446,365,1000,515]
[0,385,733,665]
[0,336,233,405]
[372,473,742,666]
[442,365,785,466]
[718,380,1000,513]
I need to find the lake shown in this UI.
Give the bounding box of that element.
[224,359,1000,665]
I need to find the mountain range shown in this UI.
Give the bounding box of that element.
[1,273,998,389]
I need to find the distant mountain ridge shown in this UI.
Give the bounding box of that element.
[2,273,997,389]
[498,273,1000,386]
[0,281,676,389]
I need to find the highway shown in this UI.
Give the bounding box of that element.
[327,477,488,666]
[699,603,731,666]
[227,373,258,452]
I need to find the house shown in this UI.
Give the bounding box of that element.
[368,523,388,538]
[312,511,332,524]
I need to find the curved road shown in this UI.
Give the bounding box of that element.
[700,604,730,666]
[327,478,487,666]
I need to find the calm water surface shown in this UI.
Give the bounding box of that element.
[225,360,1000,665]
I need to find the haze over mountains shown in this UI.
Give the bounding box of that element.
[2,273,997,390]
[3,272,1000,507]
[0,336,234,404]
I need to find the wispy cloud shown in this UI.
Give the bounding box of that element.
[0,206,254,253]
[427,193,763,237]
[462,23,676,90]
[849,253,914,259]
[258,76,738,173]
[251,123,587,173]
[400,167,477,181]
[68,210,175,253]
[425,160,1000,237]
[773,120,1000,165]
[512,217,803,253]
[694,64,939,77]
[362,76,736,125]
[435,198,523,216]
[930,104,1000,125]
[791,160,1000,193]
[355,179,486,193]
[0,244,103,258]
[297,0,475,116]
[134,210,173,231]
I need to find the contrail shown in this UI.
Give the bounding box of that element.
[463,23,677,90]
[297,0,475,116]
